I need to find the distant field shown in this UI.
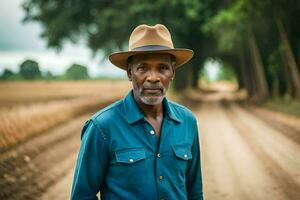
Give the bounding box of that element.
[0,80,131,151]
[0,80,131,106]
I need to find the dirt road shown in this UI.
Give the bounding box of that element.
[199,102,300,200]
[1,90,300,200]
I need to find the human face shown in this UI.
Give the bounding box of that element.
[127,53,175,105]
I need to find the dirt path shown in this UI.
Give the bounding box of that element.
[0,114,86,199]
[1,91,300,200]
[199,101,300,200]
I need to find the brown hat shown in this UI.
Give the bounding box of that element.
[109,24,193,70]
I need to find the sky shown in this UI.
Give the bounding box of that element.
[0,0,126,78]
[0,0,218,79]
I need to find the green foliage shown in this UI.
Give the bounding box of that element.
[265,96,300,117]
[19,59,42,80]
[65,64,89,80]
[267,45,286,96]
[22,0,218,89]
[217,67,236,82]
[202,0,250,54]
[0,69,24,81]
[200,58,236,82]
[21,0,300,98]
[0,61,92,81]
[1,69,16,80]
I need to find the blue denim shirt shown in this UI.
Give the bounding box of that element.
[71,90,203,200]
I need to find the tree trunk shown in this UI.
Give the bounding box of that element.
[248,30,269,101]
[191,58,201,89]
[248,45,258,100]
[238,48,251,93]
[174,64,192,90]
[276,17,300,98]
[272,78,280,98]
[281,49,293,96]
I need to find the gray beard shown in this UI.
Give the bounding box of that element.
[140,93,165,105]
[135,86,168,105]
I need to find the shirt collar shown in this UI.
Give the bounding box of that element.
[123,90,182,124]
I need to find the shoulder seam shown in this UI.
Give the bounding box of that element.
[93,100,122,119]
[90,118,108,141]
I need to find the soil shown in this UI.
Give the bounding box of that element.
[1,89,300,200]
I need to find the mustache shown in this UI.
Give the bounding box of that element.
[143,84,164,91]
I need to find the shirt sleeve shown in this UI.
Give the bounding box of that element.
[186,119,204,200]
[71,119,109,200]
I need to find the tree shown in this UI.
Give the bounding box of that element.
[65,64,89,80]
[22,0,300,99]
[1,69,16,80]
[19,59,41,80]
[22,0,217,90]
[203,0,270,101]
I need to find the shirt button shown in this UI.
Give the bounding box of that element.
[184,154,188,159]
[129,159,134,163]
[157,153,161,158]
[150,130,155,135]
[159,175,164,180]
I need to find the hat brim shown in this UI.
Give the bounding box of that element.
[109,48,194,70]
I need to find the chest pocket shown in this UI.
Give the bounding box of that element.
[112,148,148,186]
[115,149,146,164]
[171,144,193,185]
[172,144,193,161]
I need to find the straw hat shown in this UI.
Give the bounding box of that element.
[109,24,193,70]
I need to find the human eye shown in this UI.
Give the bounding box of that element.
[160,65,170,71]
[136,64,146,72]
[137,65,145,69]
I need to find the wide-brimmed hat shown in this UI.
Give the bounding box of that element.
[109,24,193,70]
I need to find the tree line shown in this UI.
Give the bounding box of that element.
[22,0,300,101]
[1,59,90,80]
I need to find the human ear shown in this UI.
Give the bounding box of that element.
[127,64,132,81]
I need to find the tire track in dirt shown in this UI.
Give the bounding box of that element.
[3,89,299,200]
[0,114,86,199]
[0,97,122,200]
[222,101,300,199]
[242,105,300,145]
[198,102,251,200]
[196,99,300,200]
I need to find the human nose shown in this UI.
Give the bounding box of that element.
[146,69,160,82]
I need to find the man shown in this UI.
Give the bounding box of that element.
[71,24,203,200]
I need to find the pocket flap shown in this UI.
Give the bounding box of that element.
[115,149,146,164]
[172,145,193,160]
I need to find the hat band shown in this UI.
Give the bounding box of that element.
[131,45,172,51]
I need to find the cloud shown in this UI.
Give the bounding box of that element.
[0,0,45,51]
[0,0,126,78]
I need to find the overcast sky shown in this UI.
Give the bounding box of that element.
[0,0,126,78]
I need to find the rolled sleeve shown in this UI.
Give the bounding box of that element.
[186,119,204,200]
[71,119,108,200]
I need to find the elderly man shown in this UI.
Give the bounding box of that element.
[71,24,203,200]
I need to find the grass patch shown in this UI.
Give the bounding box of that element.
[264,96,300,117]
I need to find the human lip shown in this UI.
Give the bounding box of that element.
[143,87,162,93]
[144,88,161,90]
